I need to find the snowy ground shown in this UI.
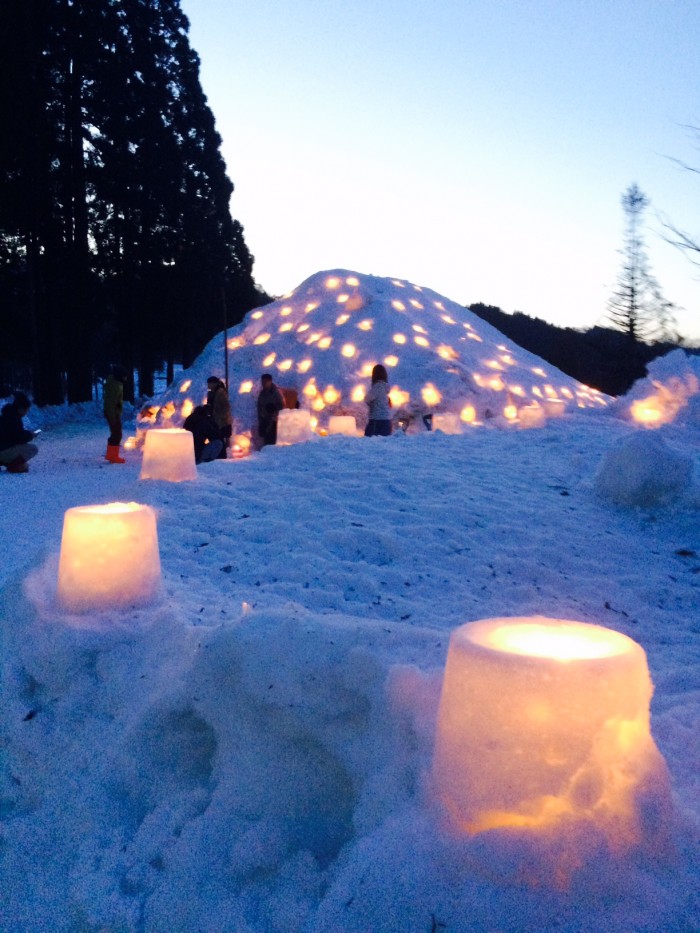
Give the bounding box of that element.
[1,405,699,932]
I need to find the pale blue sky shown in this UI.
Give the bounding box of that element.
[181,0,700,341]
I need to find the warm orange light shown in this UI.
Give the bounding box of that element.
[357,319,373,331]
[280,305,293,316]
[441,314,456,324]
[181,399,194,419]
[325,276,341,289]
[179,379,192,393]
[263,352,276,367]
[346,276,360,286]
[630,398,665,425]
[410,299,424,309]
[278,359,293,371]
[311,396,325,411]
[251,310,264,320]
[297,359,313,373]
[432,413,462,434]
[279,322,293,333]
[532,366,547,376]
[361,362,376,377]
[57,502,161,612]
[432,616,672,867]
[392,300,406,311]
[518,404,545,428]
[140,429,198,482]
[460,404,476,424]
[503,404,518,420]
[421,384,442,406]
[328,415,357,436]
[351,384,366,402]
[297,323,310,333]
[239,380,253,394]
[303,382,317,398]
[414,336,430,348]
[337,294,349,304]
[389,387,410,407]
[318,336,332,349]
[323,385,340,404]
[384,355,399,367]
[437,345,459,361]
[228,337,244,350]
[341,343,357,358]
[412,324,427,334]
[336,313,350,326]
[344,295,364,312]
[253,333,270,345]
[393,333,407,344]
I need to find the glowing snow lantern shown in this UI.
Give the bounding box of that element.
[432,616,671,857]
[460,404,477,424]
[277,409,314,445]
[518,404,546,429]
[432,413,462,434]
[123,436,137,451]
[328,415,357,436]
[57,502,161,612]
[421,384,442,407]
[140,428,197,482]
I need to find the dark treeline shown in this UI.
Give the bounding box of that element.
[0,0,267,405]
[469,304,686,397]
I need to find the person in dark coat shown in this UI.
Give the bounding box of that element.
[256,373,285,446]
[206,376,232,459]
[183,405,224,464]
[103,365,127,463]
[0,392,39,473]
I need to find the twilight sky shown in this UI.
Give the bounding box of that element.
[180,0,700,342]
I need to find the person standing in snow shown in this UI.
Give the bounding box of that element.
[0,392,39,473]
[206,376,232,458]
[364,364,392,437]
[256,373,285,446]
[103,365,127,463]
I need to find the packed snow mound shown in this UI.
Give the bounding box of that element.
[141,270,611,436]
[614,348,700,428]
[594,431,693,507]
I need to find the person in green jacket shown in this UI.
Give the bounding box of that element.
[104,366,127,463]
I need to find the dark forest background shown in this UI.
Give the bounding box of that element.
[0,1,693,406]
[0,0,267,406]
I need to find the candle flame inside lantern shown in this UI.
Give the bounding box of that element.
[432,617,671,860]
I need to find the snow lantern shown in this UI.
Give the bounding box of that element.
[140,428,197,482]
[518,404,546,429]
[57,502,161,612]
[432,413,463,434]
[277,409,314,445]
[432,616,671,856]
[328,415,357,436]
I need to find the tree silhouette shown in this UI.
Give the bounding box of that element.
[606,183,677,343]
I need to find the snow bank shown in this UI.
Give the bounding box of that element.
[595,431,693,507]
[614,349,700,428]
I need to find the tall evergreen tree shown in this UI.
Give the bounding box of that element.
[606,183,677,343]
[0,0,260,404]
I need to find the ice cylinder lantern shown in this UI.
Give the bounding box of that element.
[328,415,357,436]
[276,408,314,445]
[140,428,197,482]
[432,616,671,852]
[57,502,162,611]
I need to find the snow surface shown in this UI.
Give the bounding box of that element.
[1,278,700,931]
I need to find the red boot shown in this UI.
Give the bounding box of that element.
[7,456,28,473]
[105,444,126,464]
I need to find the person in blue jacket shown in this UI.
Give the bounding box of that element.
[0,392,39,473]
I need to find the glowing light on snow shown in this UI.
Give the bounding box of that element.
[421,383,441,406]
[239,380,253,394]
[263,352,276,367]
[297,359,313,373]
[323,385,340,404]
[392,300,406,311]
[341,343,357,358]
[140,429,197,482]
[393,334,407,344]
[336,314,350,326]
[357,319,373,331]
[57,502,161,612]
[460,404,477,424]
[384,355,399,367]
[179,380,192,393]
[253,333,270,345]
[328,415,356,436]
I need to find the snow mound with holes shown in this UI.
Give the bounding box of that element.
[142,270,611,436]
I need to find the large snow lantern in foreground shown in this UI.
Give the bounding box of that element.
[432,616,671,855]
[57,502,161,611]
[140,428,197,481]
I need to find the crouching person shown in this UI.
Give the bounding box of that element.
[0,392,39,473]
[183,405,224,464]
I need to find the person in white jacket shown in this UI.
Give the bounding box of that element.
[364,364,392,437]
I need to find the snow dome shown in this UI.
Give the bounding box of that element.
[141,270,611,440]
[614,348,700,428]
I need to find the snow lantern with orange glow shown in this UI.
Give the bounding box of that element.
[276,408,314,445]
[140,428,198,481]
[57,502,162,612]
[432,616,671,856]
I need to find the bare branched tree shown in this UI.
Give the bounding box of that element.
[660,125,700,267]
